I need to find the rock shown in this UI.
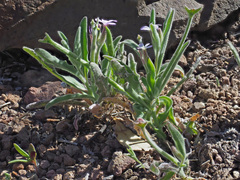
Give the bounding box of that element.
[23,81,64,105]
[108,151,135,176]
[182,79,197,91]
[56,168,65,174]
[48,162,60,170]
[56,121,70,133]
[42,133,55,146]
[65,145,80,157]
[90,165,103,180]
[178,55,188,67]
[221,76,230,85]
[53,174,63,180]
[26,165,35,172]
[5,92,21,109]
[101,145,113,158]
[198,88,219,100]
[1,135,12,150]
[20,69,57,88]
[233,171,240,179]
[193,102,206,112]
[18,169,27,176]
[63,171,75,180]
[0,150,10,161]
[54,156,63,164]
[34,110,56,121]
[0,0,239,52]
[62,154,76,166]
[12,163,24,171]
[40,160,50,169]
[45,152,56,162]
[46,169,56,179]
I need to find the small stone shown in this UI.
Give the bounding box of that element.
[182,79,197,91]
[193,102,205,112]
[233,171,240,179]
[12,163,24,171]
[43,122,54,133]
[63,171,75,180]
[76,164,89,175]
[221,76,230,85]
[46,151,56,161]
[108,151,135,176]
[0,150,10,161]
[215,154,223,163]
[46,169,56,179]
[40,160,50,169]
[198,88,218,100]
[179,55,188,66]
[122,169,134,179]
[18,169,27,176]
[1,135,12,150]
[56,168,65,174]
[62,154,76,166]
[56,121,70,133]
[54,155,63,164]
[38,144,47,157]
[26,165,35,172]
[101,145,112,158]
[53,174,63,180]
[90,165,103,180]
[49,162,60,170]
[34,110,56,121]
[65,145,80,157]
[42,133,55,146]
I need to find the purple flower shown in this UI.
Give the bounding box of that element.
[137,43,152,50]
[95,18,117,27]
[140,24,161,31]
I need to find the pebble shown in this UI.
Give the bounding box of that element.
[12,163,24,171]
[53,174,63,180]
[18,169,27,176]
[65,145,80,157]
[108,151,135,176]
[56,121,70,133]
[193,102,206,111]
[233,171,240,179]
[62,154,76,166]
[34,110,56,121]
[42,133,55,146]
[40,160,50,169]
[46,169,56,179]
[63,171,75,180]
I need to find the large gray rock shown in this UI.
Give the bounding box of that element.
[0,0,239,51]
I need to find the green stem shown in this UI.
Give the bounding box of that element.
[141,126,179,166]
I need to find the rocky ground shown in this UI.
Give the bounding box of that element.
[0,22,240,180]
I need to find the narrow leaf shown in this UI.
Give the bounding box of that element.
[45,93,95,110]
[106,26,114,56]
[80,17,88,60]
[167,122,186,160]
[13,143,29,158]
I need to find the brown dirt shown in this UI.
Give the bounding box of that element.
[0,29,240,179]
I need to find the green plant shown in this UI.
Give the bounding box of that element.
[134,118,190,179]
[106,7,201,179]
[23,18,123,109]
[106,7,201,140]
[228,41,240,66]
[3,173,11,180]
[8,143,37,170]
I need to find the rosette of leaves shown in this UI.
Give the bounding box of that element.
[105,7,202,139]
[23,17,123,108]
